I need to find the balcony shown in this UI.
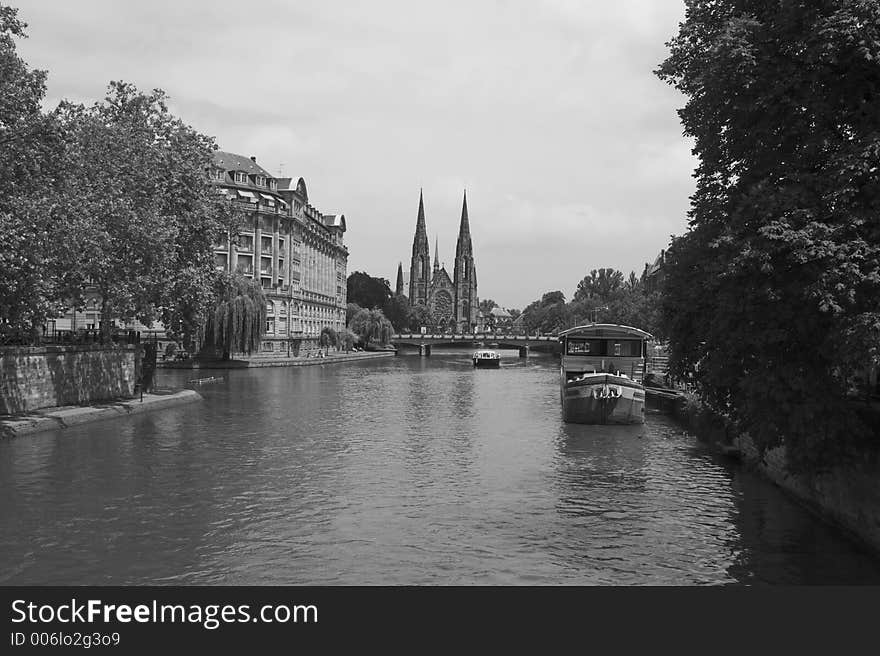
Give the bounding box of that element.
[237,266,254,275]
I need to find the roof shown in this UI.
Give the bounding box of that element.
[323,214,347,231]
[557,323,653,340]
[490,307,511,318]
[212,151,274,178]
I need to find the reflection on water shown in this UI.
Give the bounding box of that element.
[1,348,879,584]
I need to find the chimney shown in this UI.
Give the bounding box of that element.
[250,156,257,163]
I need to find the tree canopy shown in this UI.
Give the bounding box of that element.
[202,273,267,359]
[346,271,392,310]
[0,7,239,345]
[349,308,394,347]
[656,0,880,466]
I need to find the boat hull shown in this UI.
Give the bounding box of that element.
[561,373,645,424]
[473,358,501,368]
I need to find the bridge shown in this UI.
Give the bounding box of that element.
[390,332,559,357]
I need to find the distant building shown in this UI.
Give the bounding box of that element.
[487,307,513,331]
[49,150,348,358]
[644,249,666,293]
[197,151,348,356]
[405,190,480,332]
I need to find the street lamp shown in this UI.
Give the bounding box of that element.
[591,306,609,323]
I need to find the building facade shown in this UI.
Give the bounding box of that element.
[49,150,348,358]
[211,151,347,356]
[406,190,480,332]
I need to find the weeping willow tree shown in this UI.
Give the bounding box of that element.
[349,308,393,348]
[319,326,338,353]
[202,273,267,359]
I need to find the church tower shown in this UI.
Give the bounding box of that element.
[395,262,404,297]
[409,189,430,305]
[453,191,479,331]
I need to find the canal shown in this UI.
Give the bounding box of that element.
[2,350,880,585]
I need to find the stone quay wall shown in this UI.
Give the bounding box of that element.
[0,345,138,415]
[671,395,880,556]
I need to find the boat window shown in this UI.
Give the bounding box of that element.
[566,338,642,356]
[567,339,591,355]
[566,339,604,355]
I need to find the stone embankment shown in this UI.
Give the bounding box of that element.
[666,393,880,556]
[0,389,201,439]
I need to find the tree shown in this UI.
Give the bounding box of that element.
[54,81,235,343]
[346,302,363,326]
[202,273,267,359]
[406,303,433,332]
[521,291,570,334]
[479,299,498,315]
[346,271,392,310]
[656,0,880,467]
[349,308,394,348]
[383,294,410,332]
[337,327,357,352]
[0,7,78,343]
[319,326,338,353]
[573,268,625,304]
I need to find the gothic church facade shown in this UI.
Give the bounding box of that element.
[401,190,479,332]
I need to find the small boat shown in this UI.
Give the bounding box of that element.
[558,324,652,424]
[472,350,501,368]
[188,376,225,385]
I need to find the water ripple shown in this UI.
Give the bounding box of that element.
[1,352,879,584]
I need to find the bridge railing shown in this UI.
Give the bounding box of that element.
[392,332,557,341]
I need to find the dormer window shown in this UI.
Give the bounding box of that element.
[214,169,226,181]
[234,171,247,184]
[268,179,276,190]
[255,175,266,187]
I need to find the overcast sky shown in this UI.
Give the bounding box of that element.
[14,0,695,309]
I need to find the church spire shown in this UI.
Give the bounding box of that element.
[455,190,472,260]
[409,189,430,305]
[433,236,440,274]
[395,262,404,297]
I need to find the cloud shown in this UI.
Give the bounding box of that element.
[14,0,695,308]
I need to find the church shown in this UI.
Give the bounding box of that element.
[395,190,480,332]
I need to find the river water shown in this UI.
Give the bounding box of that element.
[2,350,880,585]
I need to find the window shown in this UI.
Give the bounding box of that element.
[262,341,274,351]
[261,277,272,289]
[255,175,266,187]
[214,253,228,271]
[236,255,253,275]
[260,216,274,232]
[566,339,591,355]
[237,235,253,252]
[215,169,226,181]
[234,171,247,183]
[261,236,273,254]
[266,301,275,315]
[268,179,277,190]
[278,238,285,251]
[260,257,271,275]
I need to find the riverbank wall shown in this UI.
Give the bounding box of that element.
[158,350,396,369]
[668,394,880,556]
[0,344,138,415]
[0,389,201,439]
